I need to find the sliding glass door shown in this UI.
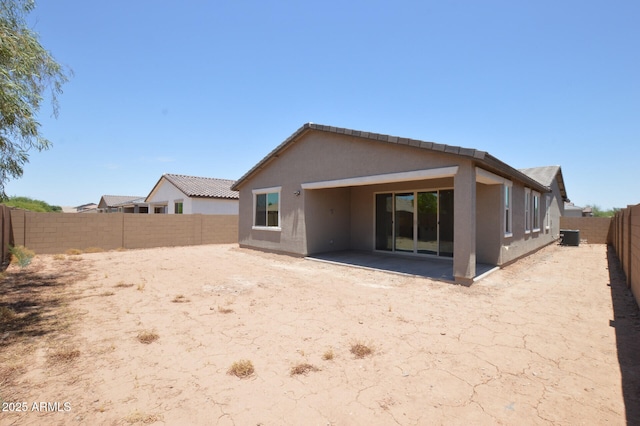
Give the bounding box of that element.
[417,191,438,255]
[375,194,393,251]
[375,189,453,257]
[394,193,414,253]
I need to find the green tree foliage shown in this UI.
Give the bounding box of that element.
[0,0,70,198]
[2,195,61,212]
[586,204,616,218]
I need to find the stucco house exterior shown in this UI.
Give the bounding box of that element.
[145,174,239,215]
[97,195,147,213]
[231,123,569,285]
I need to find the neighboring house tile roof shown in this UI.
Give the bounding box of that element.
[231,123,555,194]
[146,174,239,202]
[98,195,145,209]
[112,197,148,207]
[519,166,569,202]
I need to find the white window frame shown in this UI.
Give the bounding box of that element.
[152,204,167,214]
[532,191,541,232]
[252,186,281,231]
[174,199,184,214]
[545,194,551,231]
[504,182,513,238]
[524,188,531,234]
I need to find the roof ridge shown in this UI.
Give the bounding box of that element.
[164,173,235,182]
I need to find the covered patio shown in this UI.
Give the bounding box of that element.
[306,250,498,284]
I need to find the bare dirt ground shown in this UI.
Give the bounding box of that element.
[1,243,639,425]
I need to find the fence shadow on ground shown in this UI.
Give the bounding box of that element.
[607,245,640,425]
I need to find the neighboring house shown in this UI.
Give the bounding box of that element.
[563,202,593,217]
[112,197,149,214]
[563,202,585,217]
[97,195,147,213]
[76,203,98,213]
[145,174,239,214]
[61,203,98,213]
[231,123,569,285]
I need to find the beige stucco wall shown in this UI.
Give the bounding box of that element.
[498,176,563,264]
[476,183,502,264]
[236,130,564,280]
[237,131,464,256]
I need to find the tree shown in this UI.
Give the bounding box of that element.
[0,0,69,198]
[2,195,61,212]
[586,204,616,218]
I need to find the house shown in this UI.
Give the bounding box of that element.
[231,123,569,285]
[75,203,98,213]
[563,202,585,217]
[145,174,239,214]
[112,197,149,214]
[97,195,147,213]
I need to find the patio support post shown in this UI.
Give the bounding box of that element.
[453,165,476,285]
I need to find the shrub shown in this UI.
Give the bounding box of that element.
[9,245,35,268]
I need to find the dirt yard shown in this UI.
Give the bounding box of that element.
[1,243,638,425]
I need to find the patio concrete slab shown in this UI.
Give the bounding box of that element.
[306,250,498,282]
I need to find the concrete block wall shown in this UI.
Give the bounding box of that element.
[9,210,238,254]
[612,204,640,310]
[559,217,613,244]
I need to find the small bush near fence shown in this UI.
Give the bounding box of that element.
[9,245,35,268]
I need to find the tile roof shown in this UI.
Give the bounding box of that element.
[112,197,148,207]
[160,174,239,199]
[231,123,554,194]
[99,195,145,208]
[519,166,568,201]
[518,166,560,187]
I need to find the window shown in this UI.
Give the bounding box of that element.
[253,187,281,229]
[524,188,531,233]
[174,202,183,214]
[154,205,166,214]
[504,184,512,236]
[545,195,551,231]
[532,192,540,231]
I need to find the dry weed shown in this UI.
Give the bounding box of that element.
[136,283,146,292]
[290,363,320,376]
[137,330,159,344]
[322,348,334,361]
[378,396,396,410]
[172,294,190,303]
[114,282,134,288]
[124,411,163,424]
[218,306,234,314]
[48,346,81,364]
[227,359,254,378]
[84,247,104,253]
[52,254,66,261]
[65,248,83,255]
[350,341,374,358]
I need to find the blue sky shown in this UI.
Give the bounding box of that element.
[7,0,638,210]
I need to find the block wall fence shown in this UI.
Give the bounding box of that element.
[8,210,238,254]
[611,204,640,309]
[559,216,613,244]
